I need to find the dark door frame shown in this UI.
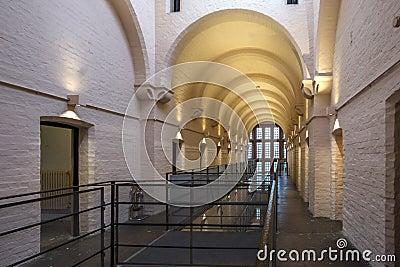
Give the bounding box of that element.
[40,121,80,236]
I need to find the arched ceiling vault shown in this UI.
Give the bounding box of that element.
[167,9,306,138]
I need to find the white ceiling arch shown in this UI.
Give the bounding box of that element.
[165,8,306,136]
[109,0,149,85]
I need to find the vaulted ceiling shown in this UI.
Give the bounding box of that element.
[169,10,306,136]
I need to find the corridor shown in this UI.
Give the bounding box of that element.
[1,1,399,266]
[276,175,370,266]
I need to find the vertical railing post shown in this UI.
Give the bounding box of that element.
[273,180,277,267]
[72,185,80,237]
[206,166,209,183]
[115,184,119,264]
[100,187,105,267]
[189,176,194,265]
[165,173,169,231]
[110,181,115,267]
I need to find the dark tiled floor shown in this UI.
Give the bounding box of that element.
[23,174,372,267]
[276,175,370,267]
[24,206,259,267]
[125,231,260,266]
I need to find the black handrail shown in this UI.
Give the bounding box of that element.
[0,159,275,267]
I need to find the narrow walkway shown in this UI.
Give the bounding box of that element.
[276,175,370,266]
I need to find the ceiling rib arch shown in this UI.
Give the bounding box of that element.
[166,8,306,138]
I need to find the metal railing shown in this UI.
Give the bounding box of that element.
[255,158,279,267]
[0,160,277,267]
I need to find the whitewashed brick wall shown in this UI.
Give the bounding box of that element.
[332,0,400,107]
[339,67,400,266]
[332,0,400,265]
[0,0,143,265]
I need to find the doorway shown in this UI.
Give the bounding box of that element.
[40,122,79,249]
[394,102,400,263]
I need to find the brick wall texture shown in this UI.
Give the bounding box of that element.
[1,0,400,266]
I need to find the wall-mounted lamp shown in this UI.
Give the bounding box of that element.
[305,129,309,146]
[61,95,85,120]
[172,130,184,173]
[332,118,342,136]
[393,16,400,28]
[227,143,231,154]
[200,137,207,155]
[201,214,207,230]
[199,138,207,170]
[217,141,221,155]
[173,130,184,149]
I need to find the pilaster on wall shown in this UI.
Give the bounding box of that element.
[296,142,302,191]
[293,145,299,185]
[300,129,309,202]
[308,94,331,217]
[329,118,343,220]
[141,119,170,214]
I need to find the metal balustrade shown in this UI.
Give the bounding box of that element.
[0,160,279,267]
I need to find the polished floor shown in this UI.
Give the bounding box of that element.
[23,174,371,266]
[276,175,370,267]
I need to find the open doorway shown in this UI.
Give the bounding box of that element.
[40,122,79,249]
[394,102,400,263]
[385,90,400,264]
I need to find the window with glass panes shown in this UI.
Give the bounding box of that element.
[264,142,271,158]
[274,127,280,139]
[283,142,287,159]
[248,142,252,159]
[256,127,262,139]
[256,142,262,158]
[256,162,262,174]
[264,127,271,139]
[265,161,271,174]
[274,142,280,158]
[248,124,286,176]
